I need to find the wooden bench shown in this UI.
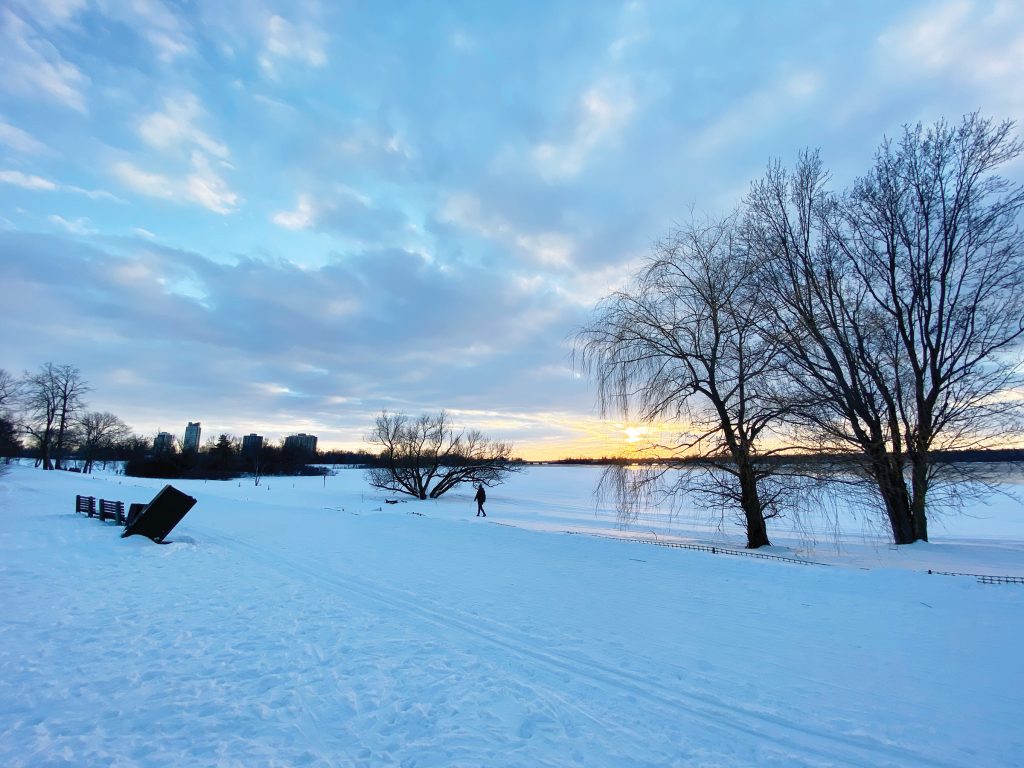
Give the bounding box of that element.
[98,499,126,525]
[75,494,96,517]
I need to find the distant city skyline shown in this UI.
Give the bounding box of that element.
[153,422,316,454]
[2,2,1022,459]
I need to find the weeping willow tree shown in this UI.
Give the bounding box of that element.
[576,215,792,548]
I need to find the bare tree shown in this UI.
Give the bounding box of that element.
[746,114,1024,544]
[576,215,792,548]
[77,411,130,473]
[41,364,90,470]
[20,364,61,469]
[0,368,19,411]
[0,369,21,468]
[366,411,520,500]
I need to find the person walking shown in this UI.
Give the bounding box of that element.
[475,484,487,517]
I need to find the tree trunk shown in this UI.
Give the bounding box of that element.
[869,454,915,544]
[737,462,771,548]
[909,454,929,543]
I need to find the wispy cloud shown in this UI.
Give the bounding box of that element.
[0,117,50,155]
[0,170,57,190]
[105,0,192,62]
[272,194,315,230]
[118,92,237,214]
[272,187,407,244]
[113,153,238,215]
[442,194,576,268]
[532,80,636,180]
[185,151,238,214]
[139,93,229,159]
[0,8,89,112]
[112,162,175,201]
[9,0,86,29]
[690,70,823,156]
[259,13,327,77]
[878,0,1024,112]
[48,213,95,235]
[0,168,119,200]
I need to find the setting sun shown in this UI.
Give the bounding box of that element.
[623,426,648,443]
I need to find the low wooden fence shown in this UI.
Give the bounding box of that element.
[571,530,1024,583]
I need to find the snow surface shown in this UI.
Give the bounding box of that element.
[1,462,1023,767]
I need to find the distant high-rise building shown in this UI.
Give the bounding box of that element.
[284,433,318,456]
[153,432,174,453]
[241,433,264,455]
[183,421,202,452]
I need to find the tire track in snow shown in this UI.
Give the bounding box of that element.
[194,526,968,768]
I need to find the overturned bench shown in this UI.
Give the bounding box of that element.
[121,484,197,544]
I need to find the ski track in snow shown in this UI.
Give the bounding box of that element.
[194,524,965,768]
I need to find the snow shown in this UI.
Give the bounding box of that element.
[1,462,1023,767]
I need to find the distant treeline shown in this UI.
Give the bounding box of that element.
[124,445,523,480]
[125,446,327,480]
[540,448,1024,466]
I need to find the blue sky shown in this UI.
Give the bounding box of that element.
[2,0,1022,458]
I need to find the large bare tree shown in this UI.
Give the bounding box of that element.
[746,114,1024,544]
[366,411,520,500]
[20,363,89,470]
[577,215,792,548]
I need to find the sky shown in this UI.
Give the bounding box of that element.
[1,0,1023,460]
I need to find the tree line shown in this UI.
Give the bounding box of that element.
[0,367,521,493]
[0,364,337,479]
[0,363,125,473]
[577,114,1024,548]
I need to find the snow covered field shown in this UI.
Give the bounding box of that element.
[1,462,1023,767]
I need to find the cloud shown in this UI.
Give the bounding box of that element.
[113,153,238,215]
[112,162,175,201]
[0,8,89,112]
[0,170,57,190]
[10,0,86,28]
[441,194,577,268]
[532,79,636,180]
[0,168,119,200]
[96,0,193,61]
[139,93,230,159]
[272,187,408,243]
[690,70,823,156]
[48,214,94,235]
[116,92,238,214]
[272,194,315,230]
[185,151,238,214]
[0,118,50,155]
[878,0,1024,113]
[259,13,327,77]
[112,161,173,199]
